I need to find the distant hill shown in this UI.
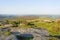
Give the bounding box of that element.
[18,16,39,20]
[0,15,16,18]
[0,14,60,19]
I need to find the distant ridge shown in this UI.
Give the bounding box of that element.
[0,14,16,18]
[0,14,60,19]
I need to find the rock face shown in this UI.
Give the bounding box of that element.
[6,35,18,40]
[0,35,18,40]
[0,27,49,40]
[11,28,49,40]
[0,28,18,40]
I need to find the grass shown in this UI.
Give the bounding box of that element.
[33,18,60,36]
[1,17,60,36]
[4,31,11,36]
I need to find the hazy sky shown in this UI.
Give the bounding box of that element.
[0,0,60,15]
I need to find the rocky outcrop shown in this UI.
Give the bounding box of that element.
[11,28,49,40]
[0,35,18,40]
[0,27,49,40]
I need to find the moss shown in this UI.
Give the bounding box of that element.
[49,38,59,40]
[4,31,11,35]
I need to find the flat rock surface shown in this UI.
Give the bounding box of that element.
[11,28,49,40]
[0,27,49,40]
[0,35,18,40]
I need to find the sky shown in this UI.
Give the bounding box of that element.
[0,0,60,15]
